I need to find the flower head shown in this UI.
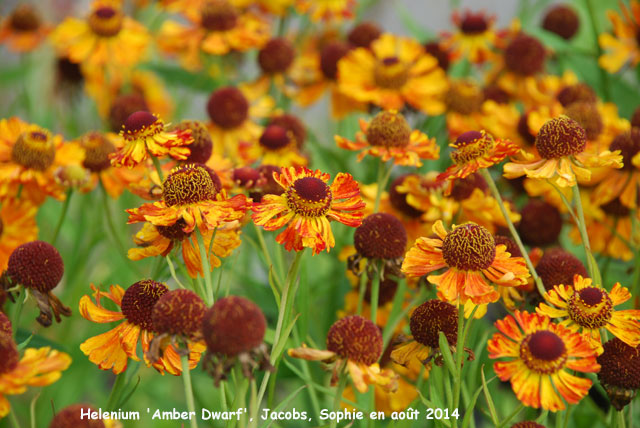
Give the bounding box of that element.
[597,338,640,410]
[252,167,365,254]
[442,10,499,64]
[542,5,580,40]
[488,311,600,411]
[403,221,529,304]
[354,213,407,260]
[294,0,356,22]
[0,4,50,53]
[335,110,439,166]
[289,315,397,393]
[48,404,105,428]
[517,199,563,247]
[598,1,640,72]
[535,248,588,292]
[537,275,640,353]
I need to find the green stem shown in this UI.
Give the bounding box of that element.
[150,153,164,181]
[571,184,602,285]
[480,169,545,296]
[181,355,199,428]
[106,372,127,411]
[9,405,21,428]
[195,228,214,306]
[585,0,610,101]
[373,160,392,212]
[50,189,73,246]
[356,268,368,315]
[29,393,39,428]
[369,261,381,325]
[254,223,283,290]
[329,363,349,428]
[166,256,187,289]
[11,293,25,339]
[452,303,466,428]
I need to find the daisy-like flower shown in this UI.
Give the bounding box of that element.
[402,220,530,304]
[503,116,622,187]
[289,315,398,393]
[239,124,308,167]
[488,311,600,411]
[0,199,38,271]
[0,117,83,205]
[441,10,501,64]
[0,333,71,418]
[50,0,150,70]
[337,33,449,114]
[252,166,365,255]
[157,0,270,70]
[109,111,192,168]
[79,280,203,375]
[335,110,439,167]
[201,296,272,385]
[598,0,640,73]
[537,275,640,353]
[436,130,519,194]
[127,163,249,236]
[0,4,50,53]
[294,0,356,22]
[597,338,640,410]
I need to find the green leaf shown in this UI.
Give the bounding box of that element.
[439,331,457,377]
[260,385,307,428]
[481,367,500,426]
[272,314,300,360]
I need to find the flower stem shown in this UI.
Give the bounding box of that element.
[254,223,283,290]
[480,169,545,296]
[181,355,199,428]
[195,227,214,306]
[106,372,127,411]
[166,255,187,289]
[50,189,73,246]
[9,405,20,428]
[374,160,393,212]
[329,363,349,428]
[452,303,465,428]
[571,184,602,285]
[356,267,368,315]
[369,261,381,324]
[11,292,25,339]
[150,153,164,181]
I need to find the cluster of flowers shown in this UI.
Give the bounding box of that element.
[1,0,640,426]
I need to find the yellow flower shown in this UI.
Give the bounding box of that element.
[441,10,500,64]
[0,4,50,53]
[294,0,356,22]
[599,1,640,73]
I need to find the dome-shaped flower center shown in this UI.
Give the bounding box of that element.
[450,172,487,201]
[504,34,546,76]
[366,110,411,148]
[269,114,306,148]
[354,212,407,259]
[157,218,191,240]
[286,176,332,217]
[446,80,484,114]
[173,120,213,164]
[450,130,493,165]
[11,128,55,171]
[151,289,206,336]
[460,12,489,34]
[326,315,382,365]
[520,330,567,374]
[535,116,587,159]
[388,174,424,218]
[597,338,640,390]
[374,56,409,89]
[556,83,596,107]
[568,286,613,329]
[120,279,168,330]
[201,296,266,356]
[494,235,522,257]
[8,4,41,32]
[80,132,116,172]
[518,199,563,246]
[49,404,105,428]
[348,21,382,48]
[424,42,450,71]
[207,87,249,129]
[441,223,496,271]
[109,94,149,132]
[320,41,350,80]
[542,5,580,40]
[564,101,603,140]
[601,197,631,217]
[258,38,295,74]
[259,125,291,151]
[88,6,123,37]
[410,299,458,348]
[517,113,536,145]
[7,240,64,293]
[121,111,162,141]
[535,248,588,291]
[0,333,19,375]
[200,0,239,32]
[609,129,640,171]
[162,164,219,206]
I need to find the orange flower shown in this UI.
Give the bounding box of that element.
[288,316,397,393]
[50,0,150,70]
[79,281,204,375]
[335,110,439,167]
[441,10,501,64]
[127,163,250,235]
[239,124,308,168]
[294,0,356,22]
[109,111,192,168]
[0,334,71,418]
[402,221,529,305]
[436,130,519,193]
[337,33,448,114]
[599,0,640,73]
[0,117,83,205]
[537,275,640,354]
[488,311,600,411]
[252,166,365,254]
[0,4,50,53]
[0,199,38,271]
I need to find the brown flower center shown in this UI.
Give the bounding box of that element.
[450,131,493,165]
[441,223,496,271]
[80,132,115,172]
[259,125,291,151]
[88,6,123,38]
[109,94,149,132]
[568,286,613,329]
[354,212,407,259]
[173,120,213,164]
[504,34,546,76]
[535,248,588,291]
[11,128,56,171]
[535,116,587,159]
[460,12,489,34]
[520,330,567,374]
[286,176,332,217]
[8,4,41,32]
[446,80,484,114]
[556,83,597,107]
[366,110,411,148]
[258,38,295,74]
[200,0,239,32]
[0,333,19,375]
[609,129,640,171]
[326,315,382,365]
[374,56,409,89]
[564,102,603,140]
[320,41,350,80]
[542,5,580,40]
[120,279,168,330]
[151,289,206,336]
[410,299,458,348]
[207,87,249,129]
[7,240,64,293]
[347,21,382,48]
[162,164,219,206]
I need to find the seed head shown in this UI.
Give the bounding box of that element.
[441,223,496,271]
[410,299,458,348]
[354,213,407,259]
[120,280,168,330]
[207,87,249,129]
[518,200,563,247]
[535,248,588,291]
[326,315,382,365]
[152,289,206,336]
[49,404,105,428]
[7,241,64,293]
[535,116,587,159]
